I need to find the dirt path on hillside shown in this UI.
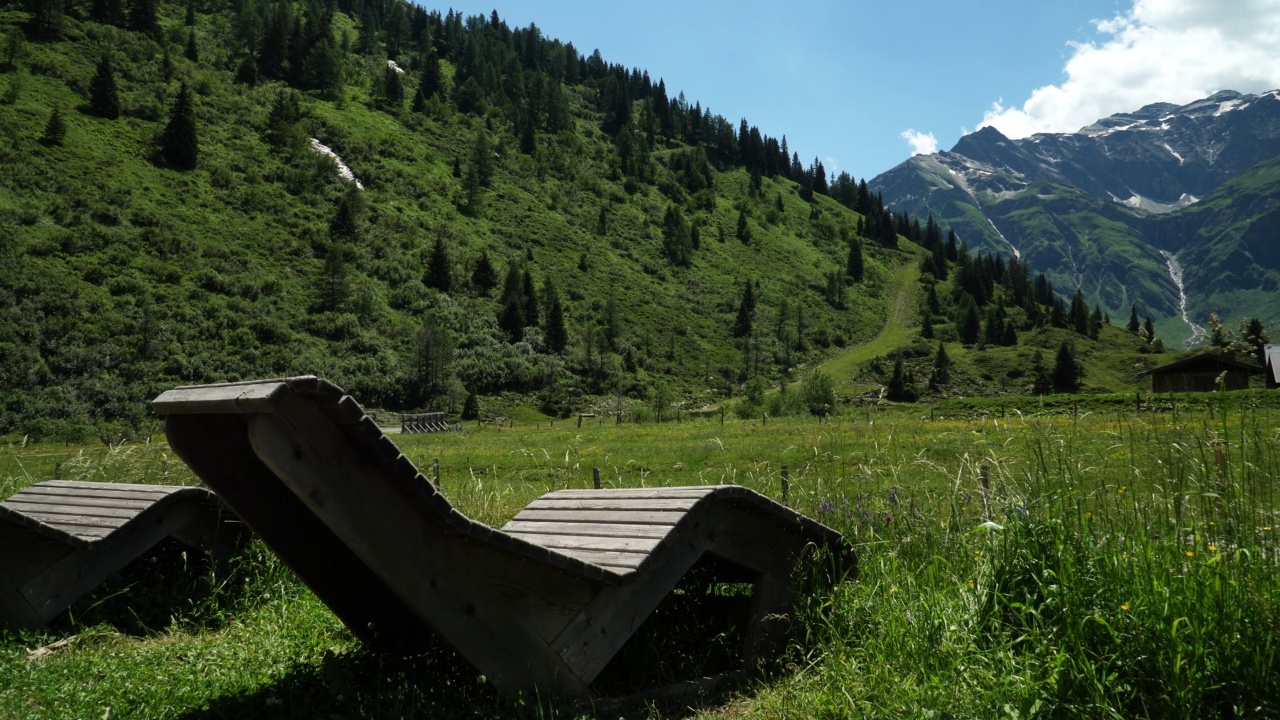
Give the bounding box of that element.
[819,251,922,393]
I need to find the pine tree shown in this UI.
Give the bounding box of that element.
[957,293,981,345]
[88,55,120,118]
[887,354,917,402]
[321,243,349,311]
[380,65,404,110]
[28,0,64,40]
[732,280,755,338]
[1052,341,1082,393]
[1031,350,1053,395]
[461,388,480,420]
[185,29,199,62]
[329,183,364,238]
[521,269,538,327]
[160,82,198,169]
[929,342,950,389]
[1069,290,1089,335]
[184,0,195,26]
[1127,305,1141,334]
[471,250,496,296]
[1143,316,1156,342]
[736,209,750,244]
[846,238,864,281]
[920,306,934,339]
[543,280,567,353]
[129,0,158,34]
[425,236,452,292]
[91,0,125,26]
[40,105,65,146]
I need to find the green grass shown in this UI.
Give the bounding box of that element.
[2,392,1277,718]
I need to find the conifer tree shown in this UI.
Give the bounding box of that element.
[732,281,755,338]
[91,0,125,26]
[185,29,199,62]
[957,293,981,345]
[461,389,479,420]
[543,280,567,353]
[321,243,349,311]
[736,209,750,244]
[329,183,364,238]
[1143,316,1156,341]
[847,238,864,281]
[1069,290,1089,335]
[471,250,496,296]
[89,55,120,118]
[380,65,404,110]
[27,0,64,40]
[1031,350,1053,395]
[887,353,917,402]
[1052,341,1082,393]
[40,105,65,146]
[184,0,195,26]
[920,306,934,339]
[129,0,158,34]
[160,82,198,169]
[425,236,452,292]
[1128,304,1141,334]
[521,269,538,327]
[929,342,950,389]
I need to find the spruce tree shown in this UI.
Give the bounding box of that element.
[89,56,121,119]
[425,236,452,292]
[40,105,65,146]
[521,269,538,327]
[27,0,64,40]
[733,281,755,338]
[185,29,199,62]
[544,281,567,353]
[1052,341,1082,393]
[91,0,125,26]
[847,238,864,281]
[321,243,348,311]
[1031,350,1053,395]
[160,82,198,169]
[1069,290,1089,335]
[380,65,404,110]
[1127,305,1141,334]
[461,389,479,420]
[929,342,950,389]
[129,0,158,34]
[471,250,496,296]
[736,209,750,244]
[887,354,917,402]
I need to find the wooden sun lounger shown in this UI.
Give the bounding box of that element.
[0,481,241,628]
[155,376,856,699]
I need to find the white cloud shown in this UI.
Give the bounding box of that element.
[980,0,1280,138]
[900,129,939,156]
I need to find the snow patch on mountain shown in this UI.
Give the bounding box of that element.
[1163,144,1184,164]
[1160,250,1207,347]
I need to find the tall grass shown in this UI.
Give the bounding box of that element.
[0,396,1276,718]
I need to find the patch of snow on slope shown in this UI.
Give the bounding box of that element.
[310,139,363,189]
[387,60,405,74]
[1160,250,1207,347]
[1163,144,1184,164]
[1214,99,1248,116]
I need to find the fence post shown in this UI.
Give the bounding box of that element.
[54,462,61,481]
[1135,391,1141,414]
[980,464,991,520]
[433,458,440,487]
[593,467,601,490]
[578,414,583,429]
[781,464,789,503]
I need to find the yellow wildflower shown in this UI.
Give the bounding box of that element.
[1120,603,1131,612]
[1185,550,1195,557]
[1208,545,1218,552]
[1117,486,1127,495]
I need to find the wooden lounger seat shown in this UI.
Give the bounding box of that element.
[155,376,856,699]
[0,480,241,628]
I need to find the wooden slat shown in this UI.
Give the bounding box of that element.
[549,548,649,569]
[151,379,291,415]
[500,521,672,539]
[0,502,142,520]
[511,509,687,525]
[37,481,177,494]
[503,533,662,554]
[43,525,114,540]
[523,498,701,511]
[4,495,155,511]
[17,486,177,502]
[18,513,130,531]
[546,488,721,499]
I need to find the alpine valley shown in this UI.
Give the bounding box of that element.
[871,90,1280,346]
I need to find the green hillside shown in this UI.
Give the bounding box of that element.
[0,0,920,438]
[0,0,1190,440]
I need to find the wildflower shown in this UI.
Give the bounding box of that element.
[1185,550,1195,557]
[1208,545,1218,552]
[1117,486,1127,495]
[1266,526,1274,531]
[886,512,894,523]
[1120,603,1131,612]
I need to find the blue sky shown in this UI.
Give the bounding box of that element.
[423,1,1280,179]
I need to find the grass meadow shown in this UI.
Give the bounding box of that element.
[1,393,1278,718]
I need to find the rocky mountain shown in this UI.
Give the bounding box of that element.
[872,90,1280,345]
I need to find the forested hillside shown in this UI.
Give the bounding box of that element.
[0,0,927,438]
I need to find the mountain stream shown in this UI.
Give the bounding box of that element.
[1159,250,1206,347]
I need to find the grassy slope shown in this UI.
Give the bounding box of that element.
[0,5,900,435]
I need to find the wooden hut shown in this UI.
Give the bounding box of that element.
[1138,352,1263,393]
